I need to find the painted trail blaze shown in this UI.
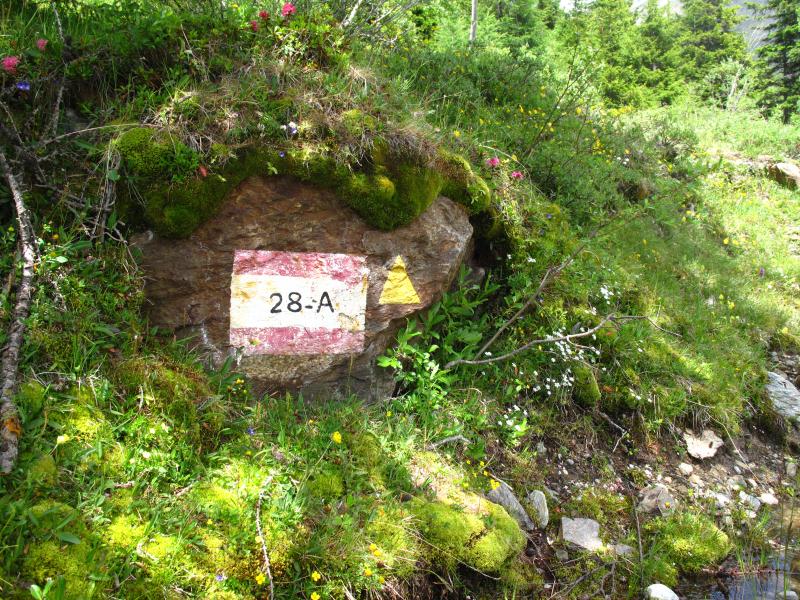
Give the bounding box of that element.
[229,250,368,355]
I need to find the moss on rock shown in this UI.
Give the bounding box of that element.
[115,127,494,238]
[22,540,99,599]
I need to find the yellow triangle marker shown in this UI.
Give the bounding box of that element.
[379,256,420,305]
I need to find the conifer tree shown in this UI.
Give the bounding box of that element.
[757,0,800,122]
[679,0,746,83]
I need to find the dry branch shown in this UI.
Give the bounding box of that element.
[0,150,36,474]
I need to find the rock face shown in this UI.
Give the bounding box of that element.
[135,175,473,400]
[767,162,800,189]
[684,429,724,459]
[527,490,549,529]
[561,517,604,552]
[766,371,800,422]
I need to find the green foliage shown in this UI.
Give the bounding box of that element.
[756,0,800,123]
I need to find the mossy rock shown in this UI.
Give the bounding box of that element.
[466,502,526,573]
[646,512,730,582]
[572,364,601,408]
[16,380,46,417]
[22,540,101,599]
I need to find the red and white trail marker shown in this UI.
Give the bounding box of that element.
[229,250,369,356]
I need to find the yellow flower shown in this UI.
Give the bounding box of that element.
[311,571,321,582]
[378,576,385,584]
[373,548,382,557]
[364,568,373,577]
[490,479,501,490]
[369,543,377,552]
[728,301,735,310]
[311,593,321,600]
[331,431,342,444]
[386,411,392,417]
[255,573,266,585]
[207,519,213,526]
[453,130,461,138]
[56,434,70,445]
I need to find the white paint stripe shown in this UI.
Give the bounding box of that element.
[230,273,367,331]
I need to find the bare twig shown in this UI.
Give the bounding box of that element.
[255,475,276,600]
[0,149,36,474]
[427,434,471,449]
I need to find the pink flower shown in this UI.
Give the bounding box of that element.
[2,56,20,74]
[486,156,500,168]
[511,170,524,180]
[198,166,208,178]
[36,38,48,52]
[250,19,259,31]
[281,2,296,17]
[259,9,269,20]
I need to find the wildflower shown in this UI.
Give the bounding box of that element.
[378,576,385,584]
[255,573,266,585]
[250,20,259,31]
[141,450,151,459]
[207,519,213,525]
[369,543,377,552]
[281,2,297,17]
[2,56,20,74]
[723,237,729,245]
[331,431,342,444]
[364,568,373,577]
[259,9,269,19]
[247,427,256,435]
[452,130,461,138]
[311,593,321,600]
[36,38,48,51]
[16,81,30,91]
[489,479,501,490]
[311,571,321,582]
[486,156,500,168]
[198,165,208,178]
[215,573,226,581]
[281,121,298,136]
[56,434,70,445]
[510,170,524,180]
[386,411,392,417]
[279,151,286,158]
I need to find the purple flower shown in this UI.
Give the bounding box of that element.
[278,151,285,158]
[759,267,766,278]
[545,213,553,219]
[16,81,30,91]
[247,427,256,435]
[215,573,226,581]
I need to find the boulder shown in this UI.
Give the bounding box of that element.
[644,583,679,600]
[684,429,724,460]
[766,371,800,423]
[487,481,536,531]
[134,175,472,400]
[526,490,549,529]
[767,162,800,189]
[561,517,604,552]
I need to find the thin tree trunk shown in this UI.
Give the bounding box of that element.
[469,0,478,45]
[0,149,36,474]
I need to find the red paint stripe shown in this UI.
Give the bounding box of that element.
[230,326,365,355]
[233,250,366,286]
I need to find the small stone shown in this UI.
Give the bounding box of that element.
[689,474,704,487]
[678,463,694,476]
[739,491,762,512]
[766,371,800,420]
[759,492,779,506]
[536,441,547,455]
[613,544,634,557]
[712,492,731,508]
[555,549,569,562]
[561,517,604,552]
[638,484,676,515]
[728,475,747,491]
[787,462,797,479]
[644,583,679,600]
[684,429,724,460]
[527,490,549,529]
[487,480,536,531]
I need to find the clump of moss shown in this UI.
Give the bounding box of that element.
[410,497,524,575]
[27,453,58,487]
[340,109,378,136]
[641,512,730,587]
[115,127,199,182]
[572,364,601,408]
[29,501,88,539]
[365,503,420,578]
[22,540,100,599]
[306,464,345,500]
[192,482,246,520]
[16,380,46,417]
[438,150,492,214]
[105,514,147,553]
